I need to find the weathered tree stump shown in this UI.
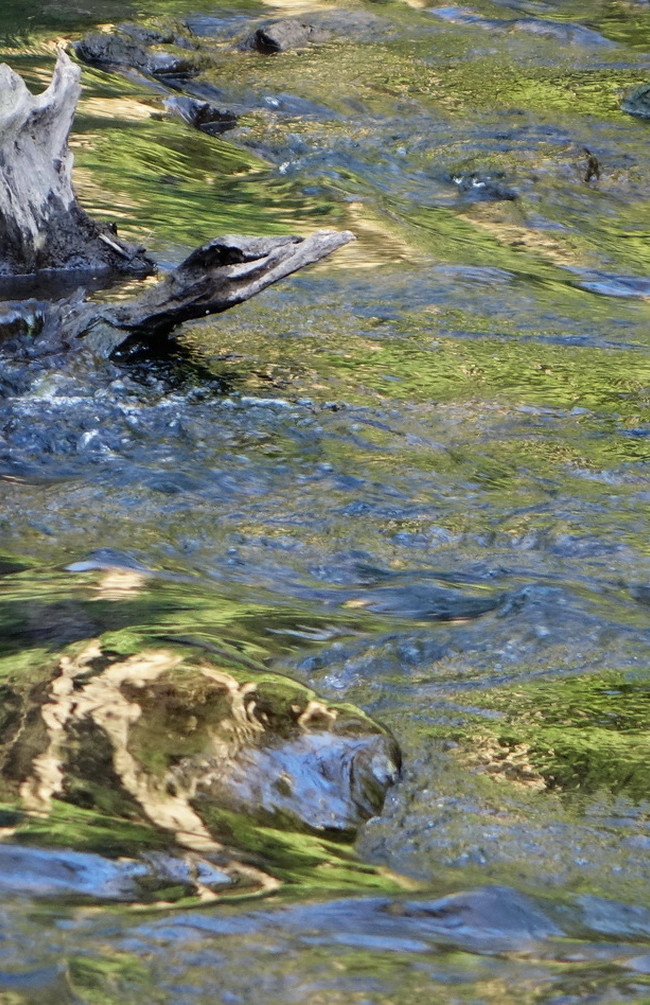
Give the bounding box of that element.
[0,50,353,348]
[0,49,154,277]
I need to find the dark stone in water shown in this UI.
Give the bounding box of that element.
[0,557,32,576]
[164,95,238,135]
[325,563,505,621]
[116,21,197,51]
[239,19,327,54]
[393,885,564,951]
[630,584,650,606]
[354,583,503,621]
[75,30,199,78]
[241,884,566,953]
[115,22,183,47]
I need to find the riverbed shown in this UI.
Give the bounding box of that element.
[1,0,650,1000]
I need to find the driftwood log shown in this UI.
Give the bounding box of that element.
[0,49,353,354]
[68,231,353,356]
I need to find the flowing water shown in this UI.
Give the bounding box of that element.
[1,0,650,1000]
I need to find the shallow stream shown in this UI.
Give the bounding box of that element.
[1,0,650,999]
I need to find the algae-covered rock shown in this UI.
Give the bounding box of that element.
[0,562,401,903]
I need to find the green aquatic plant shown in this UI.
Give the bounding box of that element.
[459,670,650,802]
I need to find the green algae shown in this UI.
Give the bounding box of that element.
[459,670,650,802]
[195,802,404,891]
[0,0,649,983]
[7,799,174,857]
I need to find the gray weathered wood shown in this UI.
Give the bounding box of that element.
[0,52,353,355]
[71,230,354,355]
[0,49,154,277]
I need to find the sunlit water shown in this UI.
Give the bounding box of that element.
[1,0,650,1000]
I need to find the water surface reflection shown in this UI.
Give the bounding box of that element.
[1,0,650,998]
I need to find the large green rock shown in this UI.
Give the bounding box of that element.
[0,561,402,904]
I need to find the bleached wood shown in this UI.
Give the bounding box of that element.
[0,49,152,276]
[0,53,354,353]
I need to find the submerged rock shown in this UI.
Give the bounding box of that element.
[393,885,564,952]
[621,83,650,119]
[449,171,517,202]
[0,842,234,902]
[344,583,504,620]
[13,639,400,829]
[164,95,238,135]
[428,7,617,47]
[0,575,401,902]
[74,28,200,78]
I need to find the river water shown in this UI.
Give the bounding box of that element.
[1,0,650,1000]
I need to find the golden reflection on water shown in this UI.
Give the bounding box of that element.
[79,94,154,121]
[333,201,424,269]
[91,569,148,599]
[461,201,604,272]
